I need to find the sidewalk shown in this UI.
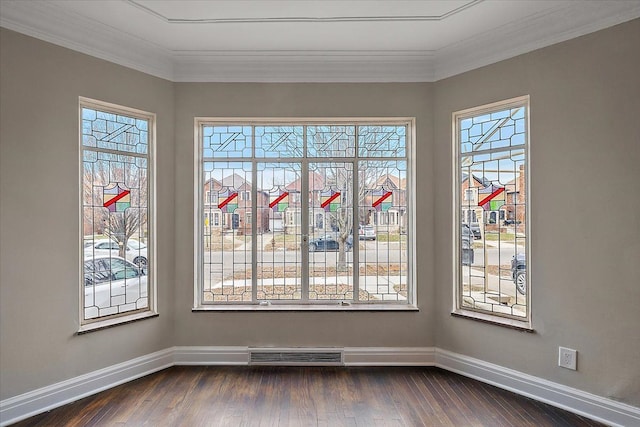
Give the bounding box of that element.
[462,265,527,317]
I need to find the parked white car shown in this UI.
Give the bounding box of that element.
[358,224,377,240]
[84,256,148,319]
[84,238,148,270]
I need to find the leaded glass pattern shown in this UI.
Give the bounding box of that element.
[455,97,529,321]
[358,125,406,158]
[81,100,153,323]
[256,162,302,300]
[255,126,304,158]
[202,162,254,302]
[307,126,355,158]
[203,125,252,158]
[358,160,408,302]
[196,121,413,306]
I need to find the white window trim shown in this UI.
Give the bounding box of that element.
[78,97,158,333]
[193,117,417,311]
[451,96,532,330]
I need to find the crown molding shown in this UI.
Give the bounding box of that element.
[1,1,639,82]
[433,1,640,81]
[127,0,481,23]
[0,0,174,81]
[173,50,436,82]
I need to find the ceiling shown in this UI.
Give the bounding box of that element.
[1,0,639,82]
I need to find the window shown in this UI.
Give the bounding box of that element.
[464,189,474,202]
[195,119,414,308]
[205,191,219,204]
[80,98,156,330]
[453,96,530,326]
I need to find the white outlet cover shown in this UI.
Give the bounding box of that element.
[558,347,577,370]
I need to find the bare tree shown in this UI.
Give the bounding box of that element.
[323,162,387,271]
[322,165,354,271]
[308,126,396,270]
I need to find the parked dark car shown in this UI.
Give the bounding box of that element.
[309,234,353,252]
[461,224,475,265]
[511,253,526,295]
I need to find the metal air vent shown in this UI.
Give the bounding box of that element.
[249,349,343,365]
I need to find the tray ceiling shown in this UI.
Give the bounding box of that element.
[1,0,639,82]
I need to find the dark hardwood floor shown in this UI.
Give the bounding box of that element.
[12,366,604,426]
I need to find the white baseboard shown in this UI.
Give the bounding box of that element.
[344,346,436,366]
[2,346,638,427]
[0,348,174,426]
[171,346,436,367]
[173,346,249,365]
[435,349,640,427]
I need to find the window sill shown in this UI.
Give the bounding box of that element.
[77,311,159,334]
[451,309,533,332]
[193,303,419,312]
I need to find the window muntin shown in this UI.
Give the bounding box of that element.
[454,97,530,323]
[196,120,413,307]
[80,98,155,326]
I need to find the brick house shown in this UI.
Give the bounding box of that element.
[203,173,269,235]
[283,171,328,234]
[504,164,526,228]
[365,174,407,233]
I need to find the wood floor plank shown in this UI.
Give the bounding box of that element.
[10,366,605,427]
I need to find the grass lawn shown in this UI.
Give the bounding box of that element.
[375,233,406,243]
[264,234,303,251]
[483,233,526,246]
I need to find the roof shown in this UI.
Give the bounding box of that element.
[221,173,250,189]
[286,171,325,191]
[461,173,488,187]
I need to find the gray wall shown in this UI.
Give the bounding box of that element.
[1,18,639,408]
[434,19,640,405]
[0,29,176,399]
[173,83,435,347]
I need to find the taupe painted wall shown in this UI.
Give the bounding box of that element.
[1,18,639,408]
[0,29,176,400]
[434,19,640,405]
[173,83,435,347]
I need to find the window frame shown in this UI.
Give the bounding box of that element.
[193,117,417,311]
[452,96,532,330]
[78,97,157,332]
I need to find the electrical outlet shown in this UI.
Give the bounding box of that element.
[558,347,577,370]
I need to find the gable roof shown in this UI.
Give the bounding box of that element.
[221,173,250,189]
[461,173,488,187]
[286,171,324,192]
